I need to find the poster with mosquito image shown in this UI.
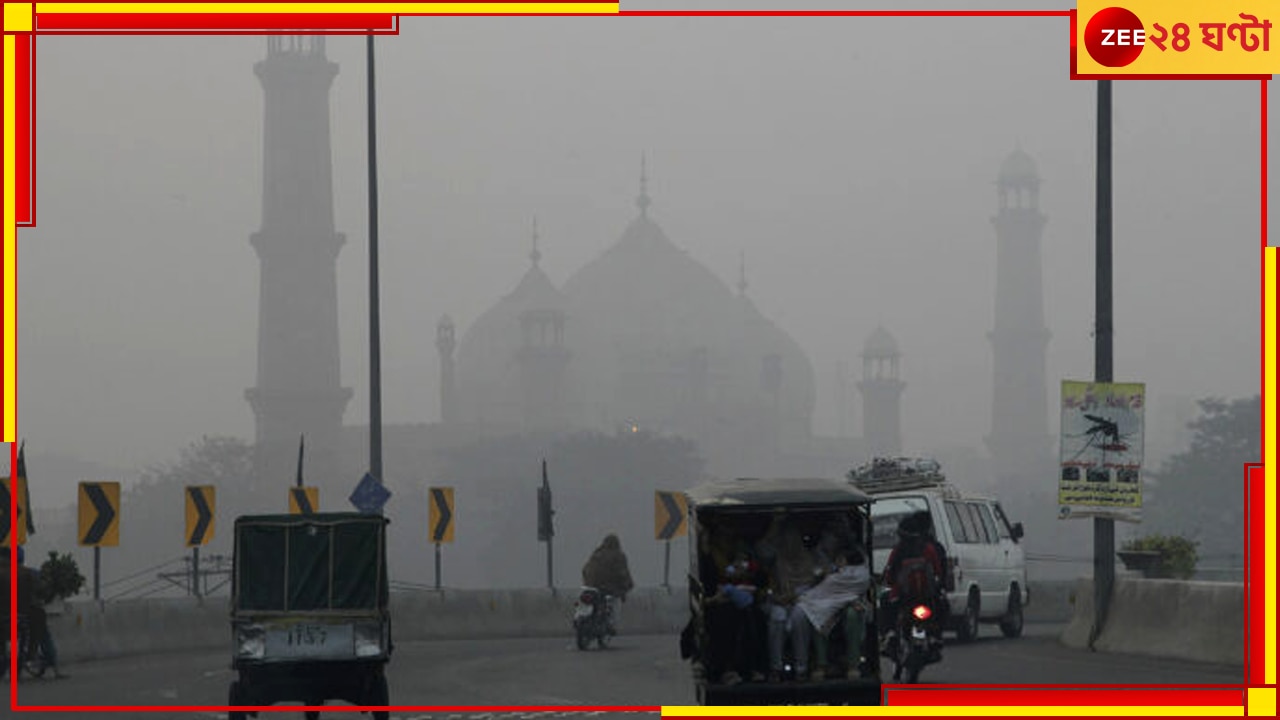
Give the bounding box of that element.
[1058,380,1145,522]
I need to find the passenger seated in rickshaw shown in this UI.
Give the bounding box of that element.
[755,515,824,682]
[699,525,767,685]
[798,546,873,680]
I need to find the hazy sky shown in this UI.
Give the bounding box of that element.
[15,1,1266,500]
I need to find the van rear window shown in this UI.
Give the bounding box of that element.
[870,496,930,550]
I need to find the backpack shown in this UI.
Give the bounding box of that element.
[895,554,937,602]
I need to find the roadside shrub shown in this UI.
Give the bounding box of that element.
[1121,534,1199,579]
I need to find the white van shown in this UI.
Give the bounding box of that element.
[851,459,1030,642]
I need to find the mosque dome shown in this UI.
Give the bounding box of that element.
[862,325,900,358]
[454,225,570,430]
[560,164,815,449]
[998,146,1039,183]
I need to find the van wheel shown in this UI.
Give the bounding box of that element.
[955,590,979,642]
[1000,586,1024,638]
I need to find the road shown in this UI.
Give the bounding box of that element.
[4,625,1242,718]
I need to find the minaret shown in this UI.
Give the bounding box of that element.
[437,315,457,425]
[514,218,571,431]
[245,35,352,496]
[858,326,904,459]
[986,146,1053,488]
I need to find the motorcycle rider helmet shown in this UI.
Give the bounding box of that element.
[897,511,930,540]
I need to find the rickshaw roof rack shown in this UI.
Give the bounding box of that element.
[847,457,949,495]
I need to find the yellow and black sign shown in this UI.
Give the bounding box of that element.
[0,476,30,548]
[185,485,216,547]
[654,490,687,541]
[428,487,455,544]
[289,486,319,515]
[78,482,121,547]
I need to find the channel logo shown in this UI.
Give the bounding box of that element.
[1084,6,1147,67]
[1075,1,1277,78]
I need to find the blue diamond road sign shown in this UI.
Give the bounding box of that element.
[349,473,391,515]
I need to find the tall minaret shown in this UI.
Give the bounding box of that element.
[859,326,904,460]
[245,36,352,496]
[437,315,457,425]
[986,146,1052,489]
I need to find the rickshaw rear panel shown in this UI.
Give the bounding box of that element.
[683,478,884,706]
[229,512,392,718]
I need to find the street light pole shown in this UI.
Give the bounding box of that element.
[1091,78,1115,648]
[367,34,384,487]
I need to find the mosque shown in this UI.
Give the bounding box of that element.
[244,38,1053,587]
[439,160,901,481]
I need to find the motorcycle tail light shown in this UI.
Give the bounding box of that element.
[580,592,593,603]
[912,605,932,621]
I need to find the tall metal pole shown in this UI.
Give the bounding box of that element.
[193,547,202,599]
[93,547,101,601]
[366,34,384,487]
[435,543,442,590]
[1091,78,1115,649]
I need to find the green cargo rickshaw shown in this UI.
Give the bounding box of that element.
[228,513,392,720]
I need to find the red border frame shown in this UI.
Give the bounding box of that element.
[3,4,1267,715]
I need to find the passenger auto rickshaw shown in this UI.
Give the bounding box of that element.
[680,478,882,706]
[228,513,392,720]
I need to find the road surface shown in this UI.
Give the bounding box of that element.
[4,625,1242,718]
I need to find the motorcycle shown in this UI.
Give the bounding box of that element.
[879,590,942,684]
[572,586,614,650]
[3,615,51,681]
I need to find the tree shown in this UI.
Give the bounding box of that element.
[1143,395,1258,566]
[36,551,86,604]
[108,436,256,596]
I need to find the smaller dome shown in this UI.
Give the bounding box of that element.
[863,326,900,357]
[999,147,1038,183]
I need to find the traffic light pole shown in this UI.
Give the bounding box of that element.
[547,536,554,593]
[663,540,671,591]
[539,459,555,593]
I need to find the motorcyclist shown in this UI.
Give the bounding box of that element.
[882,511,945,657]
[581,533,635,634]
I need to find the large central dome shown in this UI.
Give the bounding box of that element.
[454,164,817,476]
[561,177,815,466]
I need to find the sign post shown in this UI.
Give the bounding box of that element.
[0,476,30,549]
[428,487,455,590]
[654,491,688,590]
[1058,381,1146,522]
[78,481,121,601]
[185,485,216,599]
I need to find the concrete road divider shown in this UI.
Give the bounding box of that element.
[48,580,1075,664]
[1060,577,1244,667]
[49,587,689,664]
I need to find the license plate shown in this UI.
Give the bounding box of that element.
[911,626,927,640]
[264,623,354,659]
[574,605,594,619]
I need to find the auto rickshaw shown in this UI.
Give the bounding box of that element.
[228,512,392,720]
[680,477,881,706]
